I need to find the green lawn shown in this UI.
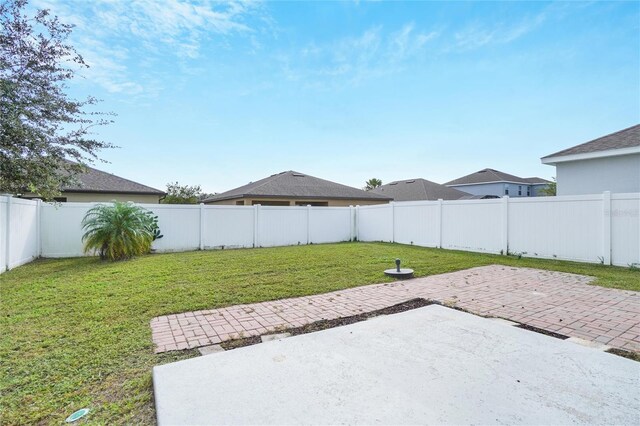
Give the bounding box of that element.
[1,242,638,424]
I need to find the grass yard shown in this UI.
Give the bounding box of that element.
[1,242,638,424]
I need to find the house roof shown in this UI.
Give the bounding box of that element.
[61,163,165,195]
[542,124,640,163]
[203,171,392,202]
[371,178,470,201]
[523,177,552,184]
[445,169,533,186]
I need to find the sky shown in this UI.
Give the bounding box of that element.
[31,0,640,193]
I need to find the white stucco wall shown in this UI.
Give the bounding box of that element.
[556,154,640,195]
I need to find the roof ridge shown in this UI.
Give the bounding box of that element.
[542,124,640,159]
[81,162,164,193]
[242,171,292,195]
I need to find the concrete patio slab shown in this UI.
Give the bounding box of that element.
[198,344,225,356]
[261,332,291,343]
[153,305,640,425]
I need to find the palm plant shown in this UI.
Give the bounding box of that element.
[364,178,383,191]
[81,202,160,261]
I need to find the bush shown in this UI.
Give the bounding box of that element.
[81,202,161,261]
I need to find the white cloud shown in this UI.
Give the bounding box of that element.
[30,0,267,96]
[453,12,546,50]
[282,23,439,89]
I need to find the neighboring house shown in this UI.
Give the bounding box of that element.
[371,178,471,201]
[203,171,392,206]
[20,163,165,203]
[445,168,551,198]
[541,124,640,196]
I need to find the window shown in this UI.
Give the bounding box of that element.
[295,201,329,207]
[236,200,244,205]
[53,197,67,202]
[527,188,531,196]
[504,188,509,195]
[251,200,290,206]
[518,186,522,196]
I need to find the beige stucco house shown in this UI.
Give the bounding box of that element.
[203,171,392,206]
[20,163,165,203]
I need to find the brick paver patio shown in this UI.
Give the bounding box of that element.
[151,265,640,354]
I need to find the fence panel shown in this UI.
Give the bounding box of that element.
[41,202,91,257]
[508,196,602,263]
[203,206,255,249]
[441,199,503,253]
[8,198,39,269]
[611,194,640,267]
[143,204,200,252]
[0,197,39,271]
[0,197,7,270]
[358,204,393,242]
[258,206,307,247]
[309,207,352,244]
[393,201,440,247]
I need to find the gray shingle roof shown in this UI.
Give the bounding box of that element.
[62,163,165,195]
[203,171,392,202]
[371,178,470,201]
[445,169,532,186]
[522,177,552,184]
[542,124,640,159]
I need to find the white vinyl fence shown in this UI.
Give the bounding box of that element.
[357,192,640,267]
[38,203,356,259]
[1,192,638,273]
[1,196,40,271]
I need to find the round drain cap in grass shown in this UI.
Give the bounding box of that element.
[65,408,89,423]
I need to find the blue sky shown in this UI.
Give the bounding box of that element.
[34,0,639,193]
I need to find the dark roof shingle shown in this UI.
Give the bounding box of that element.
[62,163,165,195]
[203,171,392,202]
[371,178,470,201]
[445,169,532,186]
[542,124,640,159]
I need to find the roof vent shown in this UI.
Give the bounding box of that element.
[405,180,415,184]
[292,173,305,177]
[389,182,398,185]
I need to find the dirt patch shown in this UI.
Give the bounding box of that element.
[219,298,433,350]
[289,298,433,336]
[606,348,640,362]
[515,324,569,340]
[220,336,262,350]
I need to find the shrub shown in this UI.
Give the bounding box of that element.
[81,202,161,261]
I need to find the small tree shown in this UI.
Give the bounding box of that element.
[539,178,557,196]
[364,178,383,191]
[0,0,114,200]
[81,202,159,261]
[163,182,202,204]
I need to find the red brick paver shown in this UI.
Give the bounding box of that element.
[151,265,640,353]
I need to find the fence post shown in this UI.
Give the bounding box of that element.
[390,201,396,243]
[602,191,612,265]
[36,199,42,257]
[436,199,443,248]
[306,204,311,245]
[253,204,260,248]
[349,206,354,241]
[355,205,360,241]
[4,195,11,271]
[199,203,205,250]
[501,196,509,255]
